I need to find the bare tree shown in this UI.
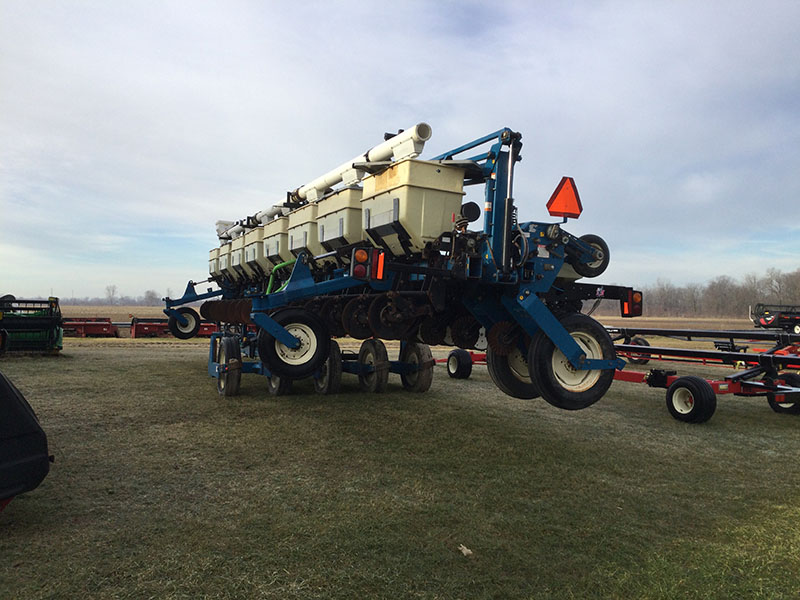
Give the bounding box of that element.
[105,284,118,305]
[142,290,160,305]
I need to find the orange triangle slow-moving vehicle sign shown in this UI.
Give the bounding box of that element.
[546,176,583,218]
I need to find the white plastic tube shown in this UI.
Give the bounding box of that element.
[293,123,432,201]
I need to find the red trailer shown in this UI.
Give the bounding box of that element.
[130,317,218,338]
[62,317,120,338]
[439,328,800,424]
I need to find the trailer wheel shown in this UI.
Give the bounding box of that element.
[666,376,716,423]
[217,336,241,397]
[793,325,800,335]
[399,342,434,392]
[257,308,330,379]
[342,297,374,340]
[528,313,614,410]
[447,349,473,379]
[266,374,293,396]
[627,336,651,365]
[571,234,610,278]
[767,373,800,415]
[169,307,201,339]
[358,339,389,393]
[314,339,342,395]
[487,346,540,399]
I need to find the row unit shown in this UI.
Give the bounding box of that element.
[209,159,466,282]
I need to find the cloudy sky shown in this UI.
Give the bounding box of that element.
[1,1,798,299]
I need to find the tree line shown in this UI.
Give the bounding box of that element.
[630,267,800,318]
[37,268,800,315]
[60,285,169,306]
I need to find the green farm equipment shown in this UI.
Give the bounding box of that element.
[0,295,63,355]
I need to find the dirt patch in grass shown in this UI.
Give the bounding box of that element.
[1,341,799,598]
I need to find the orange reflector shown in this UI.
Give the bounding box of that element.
[623,301,630,315]
[546,176,583,218]
[633,292,642,303]
[354,248,369,263]
[376,251,385,279]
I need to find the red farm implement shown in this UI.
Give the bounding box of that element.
[442,328,800,424]
[62,317,120,338]
[750,303,800,334]
[130,317,218,338]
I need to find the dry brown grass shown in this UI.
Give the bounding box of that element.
[60,305,167,322]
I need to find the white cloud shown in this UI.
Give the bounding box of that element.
[1,0,799,298]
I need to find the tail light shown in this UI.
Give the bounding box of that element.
[350,248,385,281]
[621,289,643,317]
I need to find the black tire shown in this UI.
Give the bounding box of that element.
[666,375,716,423]
[368,295,409,340]
[168,307,201,339]
[342,297,373,340]
[358,338,389,393]
[450,314,481,349]
[216,336,242,397]
[767,373,800,415]
[314,339,342,395]
[399,342,434,392]
[627,336,650,365]
[571,234,610,278]
[266,374,293,396]
[486,345,540,399]
[418,316,447,346]
[320,298,347,338]
[528,313,615,410]
[256,308,330,379]
[447,349,473,379]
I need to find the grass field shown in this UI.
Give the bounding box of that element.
[2,330,799,598]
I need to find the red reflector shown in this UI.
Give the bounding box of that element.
[546,176,583,218]
[353,264,367,278]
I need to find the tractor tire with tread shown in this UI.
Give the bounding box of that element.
[358,339,389,393]
[216,336,242,397]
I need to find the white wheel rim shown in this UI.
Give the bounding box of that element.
[448,354,458,373]
[550,331,602,392]
[218,345,227,390]
[586,243,604,268]
[268,375,281,391]
[474,327,488,351]
[405,348,419,383]
[178,313,196,333]
[507,348,530,382]
[362,347,376,383]
[275,323,317,366]
[673,388,695,414]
